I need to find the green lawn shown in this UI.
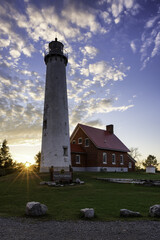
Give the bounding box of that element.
[0,170,160,221]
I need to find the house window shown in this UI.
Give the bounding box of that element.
[76,155,80,164]
[72,140,76,144]
[129,162,132,168]
[120,155,124,165]
[78,138,82,144]
[85,138,89,147]
[103,152,107,164]
[112,154,116,164]
[63,147,68,156]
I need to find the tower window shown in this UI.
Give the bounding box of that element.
[72,140,76,144]
[63,147,68,156]
[43,120,47,130]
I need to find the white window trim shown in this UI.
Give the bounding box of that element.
[120,155,124,165]
[112,153,116,165]
[85,138,89,147]
[78,138,82,144]
[103,152,107,164]
[129,162,132,168]
[76,155,80,164]
[72,140,76,144]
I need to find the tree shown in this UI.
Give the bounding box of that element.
[130,147,141,160]
[0,139,14,169]
[130,147,142,170]
[142,155,159,169]
[34,151,41,170]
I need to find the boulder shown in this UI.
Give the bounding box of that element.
[76,178,81,184]
[120,209,141,217]
[75,178,84,184]
[26,202,48,216]
[149,205,160,217]
[80,208,94,218]
[39,181,46,185]
[47,182,56,186]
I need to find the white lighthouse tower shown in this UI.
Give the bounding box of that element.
[40,38,71,173]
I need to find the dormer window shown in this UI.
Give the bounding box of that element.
[85,138,89,147]
[78,138,82,144]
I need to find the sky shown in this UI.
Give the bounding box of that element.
[0,0,160,165]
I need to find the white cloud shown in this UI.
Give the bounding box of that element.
[85,119,103,128]
[80,68,89,77]
[130,41,136,53]
[80,45,98,59]
[140,12,160,68]
[151,32,160,57]
[83,90,96,98]
[22,45,35,57]
[0,76,12,86]
[111,3,123,18]
[0,3,35,60]
[88,61,127,86]
[124,0,134,9]
[145,16,159,29]
[62,1,106,34]
[140,35,153,60]
[82,79,92,87]
[106,0,139,24]
[140,57,150,71]
[100,11,112,24]
[0,38,10,48]
[70,97,134,127]
[21,70,32,76]
[9,49,21,58]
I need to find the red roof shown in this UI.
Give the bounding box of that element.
[77,123,130,152]
[71,143,86,153]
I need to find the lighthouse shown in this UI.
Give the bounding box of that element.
[40,38,71,173]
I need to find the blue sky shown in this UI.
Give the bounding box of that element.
[0,0,160,164]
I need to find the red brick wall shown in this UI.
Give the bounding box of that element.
[71,153,87,167]
[97,150,129,167]
[71,127,98,167]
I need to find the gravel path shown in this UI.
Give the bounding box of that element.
[0,217,160,240]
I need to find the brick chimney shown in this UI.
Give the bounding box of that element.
[106,124,114,134]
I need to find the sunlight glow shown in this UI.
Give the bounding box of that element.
[25,162,31,168]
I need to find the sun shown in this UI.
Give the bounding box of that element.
[25,162,31,168]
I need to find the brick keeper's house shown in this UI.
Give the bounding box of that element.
[70,123,136,172]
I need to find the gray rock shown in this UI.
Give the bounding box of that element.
[26,202,48,216]
[80,181,85,184]
[39,181,46,185]
[149,205,160,217]
[76,178,84,184]
[76,178,81,184]
[47,182,56,186]
[120,209,141,217]
[80,208,94,218]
